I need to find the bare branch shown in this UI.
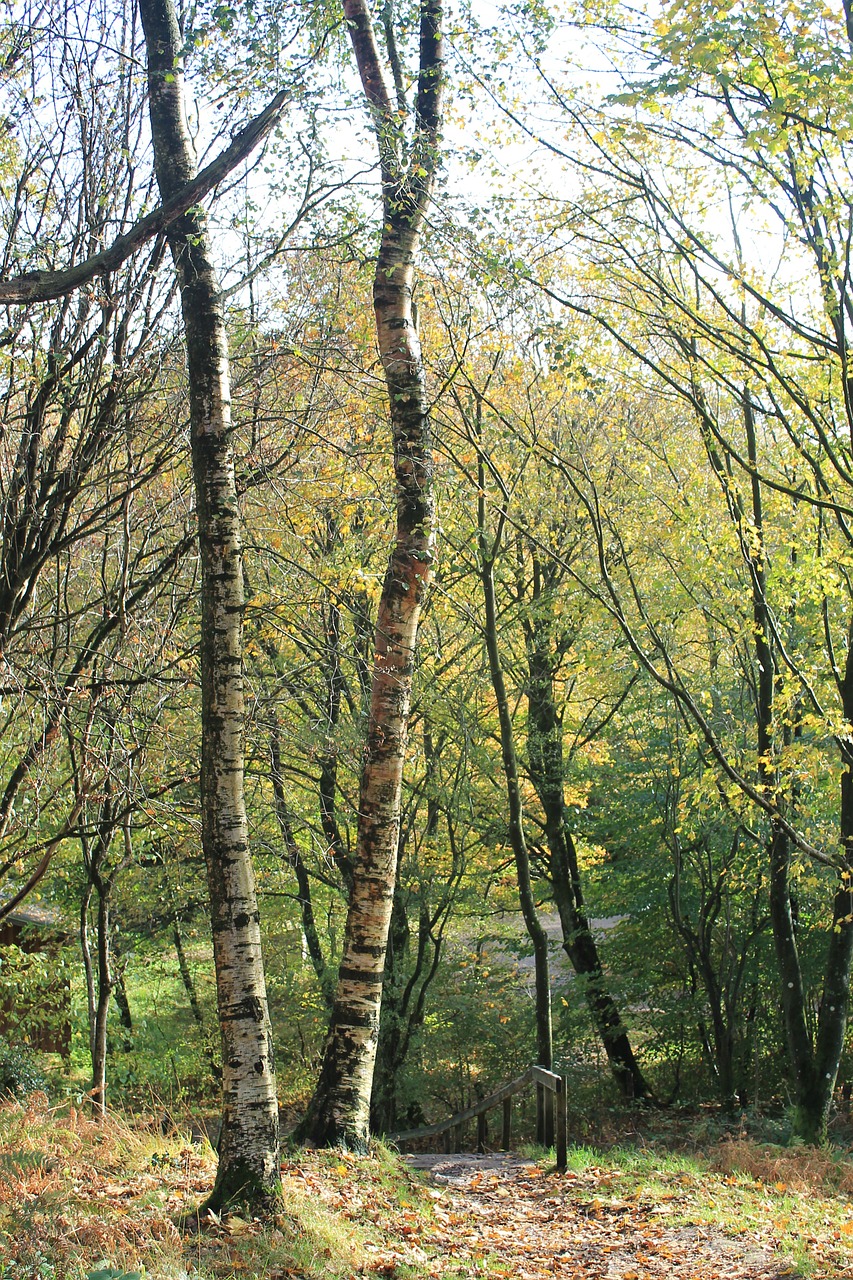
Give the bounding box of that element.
[0,88,289,305]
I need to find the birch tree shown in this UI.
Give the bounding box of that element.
[296,0,444,1148]
[139,0,281,1209]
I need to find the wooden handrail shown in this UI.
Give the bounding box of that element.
[532,1065,563,1092]
[386,1063,567,1171]
[389,1068,535,1142]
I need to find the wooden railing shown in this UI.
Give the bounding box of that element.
[387,1064,567,1172]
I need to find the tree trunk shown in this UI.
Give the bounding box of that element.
[371,724,451,1132]
[91,892,112,1121]
[370,884,410,1133]
[523,570,648,1097]
[80,883,96,1067]
[139,0,279,1209]
[270,717,335,1007]
[740,395,834,1141]
[480,547,553,1070]
[807,628,853,1141]
[113,966,133,1036]
[318,573,354,897]
[767,821,819,1132]
[295,0,443,1149]
[174,918,205,1029]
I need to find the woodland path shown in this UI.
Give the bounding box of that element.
[404,1152,801,1280]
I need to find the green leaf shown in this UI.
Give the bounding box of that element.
[87,1270,143,1280]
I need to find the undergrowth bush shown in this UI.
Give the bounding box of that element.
[0,1036,47,1099]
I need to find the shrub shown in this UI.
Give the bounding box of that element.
[0,1035,47,1099]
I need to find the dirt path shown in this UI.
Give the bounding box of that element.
[405,1153,801,1279]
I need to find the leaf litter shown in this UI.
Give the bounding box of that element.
[2,1096,853,1279]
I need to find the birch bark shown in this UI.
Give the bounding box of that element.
[296,0,443,1148]
[138,0,280,1208]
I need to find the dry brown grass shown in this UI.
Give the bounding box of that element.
[0,1093,210,1278]
[708,1134,853,1196]
[4,1095,852,1280]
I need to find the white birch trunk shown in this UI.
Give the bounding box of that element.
[139,0,280,1208]
[296,0,443,1149]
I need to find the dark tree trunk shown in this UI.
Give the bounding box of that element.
[703,393,853,1142]
[318,578,354,896]
[372,724,458,1132]
[270,717,335,1007]
[295,0,443,1149]
[480,544,553,1070]
[139,0,280,1209]
[370,885,410,1133]
[523,560,648,1098]
[472,431,552,1070]
[80,884,96,1068]
[76,772,122,1123]
[91,891,112,1121]
[113,966,133,1035]
[808,628,853,1141]
[740,397,827,1141]
[173,917,205,1029]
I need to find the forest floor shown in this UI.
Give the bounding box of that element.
[2,1096,853,1279]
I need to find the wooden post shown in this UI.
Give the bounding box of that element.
[477,1111,487,1154]
[453,1123,462,1153]
[544,1087,555,1150]
[556,1075,567,1172]
[501,1097,512,1151]
[536,1082,544,1145]
[444,1127,452,1154]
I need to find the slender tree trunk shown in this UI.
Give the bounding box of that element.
[480,547,552,1070]
[767,822,819,1128]
[79,795,118,1122]
[523,567,648,1097]
[371,724,449,1131]
[370,884,410,1132]
[710,392,853,1141]
[173,917,205,1029]
[113,974,132,1032]
[698,393,826,1133]
[808,630,853,1140]
[270,717,334,1006]
[173,912,223,1083]
[295,0,443,1149]
[740,395,837,1141]
[91,892,111,1121]
[139,0,279,1208]
[318,566,354,897]
[113,965,133,1039]
[80,883,96,1066]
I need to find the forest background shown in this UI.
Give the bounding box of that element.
[1,0,853,1198]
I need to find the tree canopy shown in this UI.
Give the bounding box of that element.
[1,0,853,1211]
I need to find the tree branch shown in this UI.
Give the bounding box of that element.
[0,89,289,305]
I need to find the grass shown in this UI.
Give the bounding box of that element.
[0,1096,446,1280]
[2,1095,853,1278]
[529,1135,853,1276]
